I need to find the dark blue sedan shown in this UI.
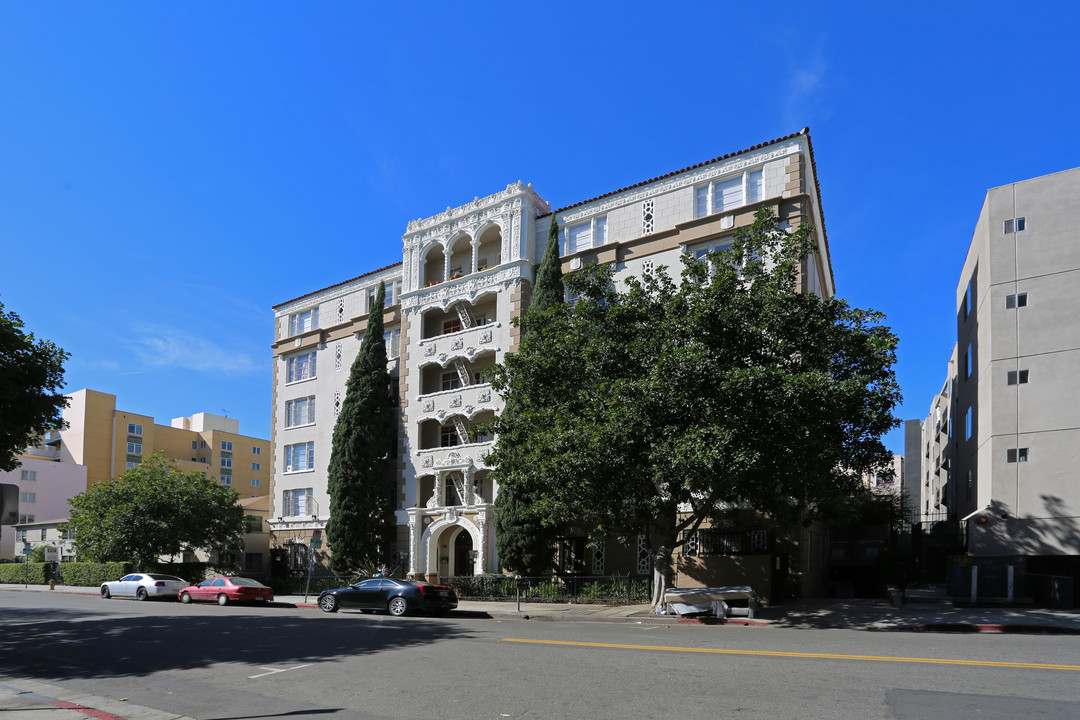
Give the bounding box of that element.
[317,577,458,616]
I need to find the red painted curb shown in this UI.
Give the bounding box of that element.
[49,700,127,720]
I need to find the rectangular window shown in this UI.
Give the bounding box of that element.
[1007,448,1029,463]
[440,425,459,448]
[200,440,207,449]
[394,280,403,305]
[442,371,461,391]
[127,442,142,454]
[289,309,319,336]
[251,461,261,471]
[16,529,26,542]
[20,470,36,482]
[713,176,743,212]
[126,461,138,470]
[285,442,315,472]
[1003,217,1026,234]
[252,446,261,455]
[221,475,232,485]
[282,488,314,516]
[1005,292,1028,309]
[19,514,34,523]
[965,407,972,441]
[383,328,401,359]
[127,423,143,435]
[285,396,316,427]
[19,492,36,503]
[221,440,233,451]
[964,280,973,319]
[695,169,765,219]
[443,318,461,335]
[191,440,198,450]
[251,478,261,487]
[1006,370,1029,385]
[746,169,763,204]
[965,344,973,379]
[367,288,378,313]
[244,515,263,533]
[221,457,232,468]
[286,351,317,383]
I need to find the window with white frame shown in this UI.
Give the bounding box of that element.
[1006,448,1029,463]
[367,288,378,313]
[19,492,35,503]
[442,371,460,391]
[285,396,316,427]
[221,475,232,485]
[289,308,319,336]
[19,514,34,524]
[127,423,143,435]
[20,470,36,482]
[251,461,261,471]
[16,528,26,542]
[1003,217,1026,234]
[383,328,401,359]
[694,169,764,218]
[1006,293,1028,309]
[126,461,138,470]
[282,487,314,516]
[127,442,142,454]
[440,425,459,447]
[564,216,607,255]
[221,440,233,451]
[221,457,232,468]
[286,351,317,383]
[252,446,261,455]
[251,478,261,487]
[285,442,315,472]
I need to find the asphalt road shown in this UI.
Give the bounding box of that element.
[2,590,1078,720]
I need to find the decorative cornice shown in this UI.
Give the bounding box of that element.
[404,182,550,239]
[560,142,800,225]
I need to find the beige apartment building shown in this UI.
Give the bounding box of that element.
[60,388,270,497]
[270,129,834,593]
[910,167,1080,571]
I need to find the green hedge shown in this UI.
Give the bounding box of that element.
[58,562,129,587]
[0,563,48,584]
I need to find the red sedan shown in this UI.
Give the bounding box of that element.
[178,577,274,605]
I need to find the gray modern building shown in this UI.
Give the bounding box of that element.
[918,167,1080,565]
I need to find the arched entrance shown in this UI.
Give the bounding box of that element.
[453,528,474,577]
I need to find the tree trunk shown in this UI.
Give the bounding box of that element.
[650,545,671,613]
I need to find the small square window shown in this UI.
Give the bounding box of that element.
[1007,370,1030,385]
[252,446,261,455]
[1006,448,1029,463]
[127,423,143,436]
[1003,217,1026,234]
[1015,217,1026,232]
[1006,292,1029,308]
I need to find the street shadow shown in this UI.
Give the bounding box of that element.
[0,599,473,681]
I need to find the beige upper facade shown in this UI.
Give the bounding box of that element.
[270,130,834,579]
[58,389,270,497]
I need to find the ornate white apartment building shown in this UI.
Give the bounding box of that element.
[269,129,833,582]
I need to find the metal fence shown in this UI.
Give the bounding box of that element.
[440,574,653,605]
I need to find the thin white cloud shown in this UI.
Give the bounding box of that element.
[784,39,829,129]
[128,323,260,377]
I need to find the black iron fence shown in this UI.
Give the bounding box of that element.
[441,574,652,604]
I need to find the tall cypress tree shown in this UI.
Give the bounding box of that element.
[494,215,565,575]
[326,282,395,576]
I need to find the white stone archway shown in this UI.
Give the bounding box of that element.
[421,513,485,579]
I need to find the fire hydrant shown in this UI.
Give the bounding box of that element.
[50,580,56,590]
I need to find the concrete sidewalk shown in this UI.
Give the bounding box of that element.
[5,582,1080,633]
[0,678,195,720]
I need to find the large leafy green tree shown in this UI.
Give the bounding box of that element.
[64,453,243,568]
[493,215,565,575]
[326,281,395,576]
[487,209,900,601]
[0,301,69,471]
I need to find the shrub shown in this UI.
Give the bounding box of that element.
[55,562,129,587]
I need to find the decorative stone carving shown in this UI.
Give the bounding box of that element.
[478,390,491,403]
[479,330,492,344]
[449,395,462,408]
[422,399,435,413]
[421,456,433,468]
[450,338,463,351]
[335,342,342,371]
[425,344,437,356]
[446,506,458,523]
[435,451,472,468]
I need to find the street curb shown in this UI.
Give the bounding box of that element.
[889,622,1080,635]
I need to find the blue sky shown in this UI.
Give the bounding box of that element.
[2,3,1078,454]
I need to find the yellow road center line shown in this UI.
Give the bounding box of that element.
[501,638,1080,672]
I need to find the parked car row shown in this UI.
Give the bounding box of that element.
[98,574,459,616]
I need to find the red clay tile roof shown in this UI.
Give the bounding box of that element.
[273,261,403,309]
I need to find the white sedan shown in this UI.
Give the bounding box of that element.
[100,573,188,601]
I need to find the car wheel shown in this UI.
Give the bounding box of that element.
[100,586,111,599]
[318,595,338,613]
[387,596,408,617]
[136,587,148,601]
[217,593,229,606]
[180,592,191,604]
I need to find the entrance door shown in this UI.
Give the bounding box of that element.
[454,529,474,577]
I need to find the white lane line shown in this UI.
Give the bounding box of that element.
[248,663,313,679]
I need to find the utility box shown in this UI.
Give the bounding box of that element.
[948,555,1028,604]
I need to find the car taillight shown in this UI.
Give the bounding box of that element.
[155,581,165,587]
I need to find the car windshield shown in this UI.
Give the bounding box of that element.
[230,578,265,587]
